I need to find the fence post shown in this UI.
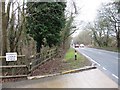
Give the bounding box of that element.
[29,62,32,72]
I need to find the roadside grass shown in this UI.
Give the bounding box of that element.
[93,46,118,52]
[62,48,91,70]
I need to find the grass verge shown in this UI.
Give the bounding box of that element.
[93,46,118,52]
[62,48,91,71]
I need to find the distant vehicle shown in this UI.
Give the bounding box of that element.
[75,44,79,48]
[80,44,84,47]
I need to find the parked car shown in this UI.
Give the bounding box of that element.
[80,44,84,47]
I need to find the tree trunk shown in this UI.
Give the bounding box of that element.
[117,30,120,52]
[36,42,41,53]
[62,39,65,49]
[2,2,7,56]
[93,31,101,47]
[2,2,8,65]
[0,2,2,56]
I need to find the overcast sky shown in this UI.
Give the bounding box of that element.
[66,0,113,37]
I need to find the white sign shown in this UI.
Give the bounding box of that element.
[6,53,17,61]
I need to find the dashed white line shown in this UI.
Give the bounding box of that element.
[102,67,107,70]
[77,49,119,80]
[112,74,119,79]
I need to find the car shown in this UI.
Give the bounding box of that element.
[80,44,84,47]
[75,44,79,48]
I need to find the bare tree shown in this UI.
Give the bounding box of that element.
[87,3,119,48]
[61,0,79,49]
[0,2,2,56]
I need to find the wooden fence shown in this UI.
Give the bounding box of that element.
[0,48,57,79]
[0,55,28,79]
[28,48,57,72]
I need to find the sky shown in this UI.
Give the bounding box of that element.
[66,0,112,37]
[5,0,112,38]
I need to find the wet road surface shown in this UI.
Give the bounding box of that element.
[76,47,119,84]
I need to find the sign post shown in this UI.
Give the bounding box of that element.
[75,50,77,60]
[6,53,17,61]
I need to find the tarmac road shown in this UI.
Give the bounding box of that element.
[76,47,119,84]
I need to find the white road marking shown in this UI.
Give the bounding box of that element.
[102,67,107,70]
[77,48,119,81]
[112,74,119,79]
[98,64,101,66]
[81,53,101,66]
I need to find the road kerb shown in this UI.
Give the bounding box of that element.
[27,73,60,80]
[61,66,96,75]
[27,66,96,80]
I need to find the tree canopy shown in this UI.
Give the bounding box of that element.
[26,2,66,53]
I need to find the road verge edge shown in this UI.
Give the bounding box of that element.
[27,66,96,80]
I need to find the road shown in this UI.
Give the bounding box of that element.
[76,47,119,84]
